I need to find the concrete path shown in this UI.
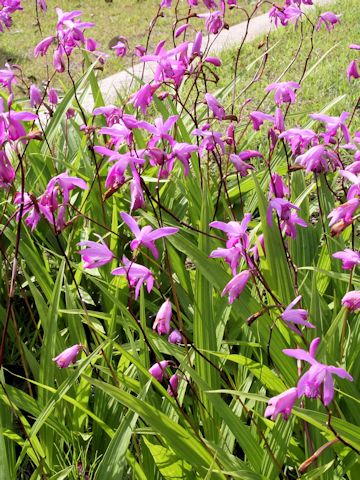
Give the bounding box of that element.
[83,0,335,111]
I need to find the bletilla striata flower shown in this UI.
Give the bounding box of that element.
[52,344,83,368]
[342,290,360,311]
[153,299,172,335]
[77,236,114,269]
[265,388,299,421]
[284,338,353,405]
[222,270,250,304]
[120,212,178,259]
[149,360,171,382]
[333,249,360,270]
[112,256,154,299]
[281,295,315,334]
[265,81,300,105]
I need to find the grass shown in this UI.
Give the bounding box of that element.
[1,0,258,91]
[217,0,360,123]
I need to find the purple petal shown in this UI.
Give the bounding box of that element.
[323,372,335,406]
[121,211,141,237]
[147,227,179,241]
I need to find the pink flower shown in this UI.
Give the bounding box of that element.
[199,11,224,34]
[175,23,189,38]
[204,56,222,67]
[230,154,255,177]
[310,112,351,144]
[205,93,225,120]
[0,0,23,32]
[142,115,178,148]
[249,111,274,131]
[34,36,55,57]
[52,344,83,368]
[167,373,179,397]
[168,329,183,344]
[264,388,298,421]
[279,128,317,155]
[99,124,132,148]
[37,0,47,11]
[48,88,58,105]
[53,46,65,72]
[210,213,251,248]
[209,245,242,275]
[269,4,303,28]
[267,198,307,238]
[112,256,154,299]
[168,142,198,176]
[192,124,225,155]
[295,145,340,173]
[237,150,263,162]
[342,291,360,311]
[269,173,289,199]
[281,295,315,334]
[333,249,360,270]
[0,98,37,146]
[141,41,189,86]
[328,198,360,227]
[221,270,250,304]
[0,64,17,92]
[347,60,359,81]
[0,151,15,188]
[120,211,178,259]
[153,299,172,335]
[203,0,217,8]
[130,172,145,212]
[77,236,113,269]
[265,81,300,106]
[315,12,340,32]
[29,84,42,108]
[16,173,88,232]
[284,338,353,405]
[191,31,202,56]
[149,360,171,382]
[112,40,127,58]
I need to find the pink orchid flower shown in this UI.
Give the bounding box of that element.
[265,387,298,421]
[149,360,171,382]
[265,81,300,105]
[120,211,178,259]
[168,373,180,397]
[210,213,251,248]
[281,295,315,334]
[0,151,15,188]
[112,256,154,299]
[315,11,341,32]
[222,270,250,304]
[205,93,226,120]
[153,299,172,335]
[249,111,275,131]
[77,236,114,269]
[284,338,353,405]
[342,290,360,311]
[333,249,360,270]
[230,154,256,177]
[168,329,183,344]
[52,344,83,368]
